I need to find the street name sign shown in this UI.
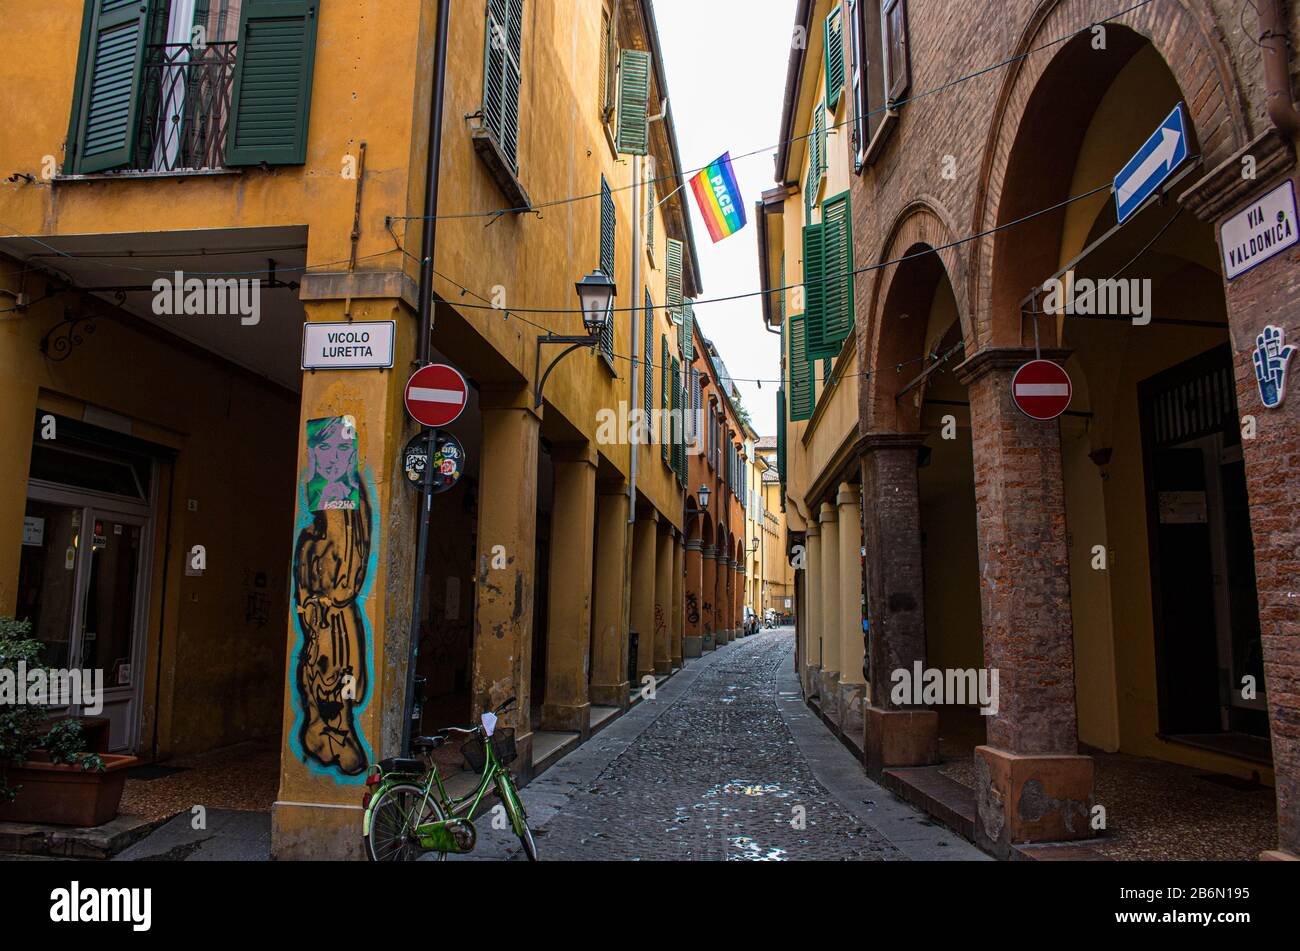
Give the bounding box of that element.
[1221,180,1298,280]
[301,320,395,370]
[404,364,469,428]
[1011,359,1072,421]
[1114,103,1189,224]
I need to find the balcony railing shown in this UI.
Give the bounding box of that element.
[133,42,238,173]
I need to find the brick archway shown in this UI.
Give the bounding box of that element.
[968,0,1248,347]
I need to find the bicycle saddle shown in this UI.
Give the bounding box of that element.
[411,735,446,752]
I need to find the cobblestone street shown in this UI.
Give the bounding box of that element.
[461,629,983,862]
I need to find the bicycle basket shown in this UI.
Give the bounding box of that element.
[462,728,517,771]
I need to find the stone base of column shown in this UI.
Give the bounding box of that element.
[654,659,672,675]
[818,671,841,720]
[838,682,866,749]
[540,702,591,738]
[271,801,366,860]
[588,681,629,710]
[702,631,716,651]
[683,635,703,658]
[803,664,821,698]
[716,628,729,645]
[864,706,939,776]
[974,745,1094,857]
[1260,850,1299,861]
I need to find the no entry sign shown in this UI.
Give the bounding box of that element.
[405,364,468,427]
[1011,359,1072,421]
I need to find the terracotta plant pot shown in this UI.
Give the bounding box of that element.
[0,753,137,827]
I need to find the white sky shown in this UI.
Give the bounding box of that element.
[654,0,798,438]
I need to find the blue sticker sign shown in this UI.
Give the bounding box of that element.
[1114,103,1190,224]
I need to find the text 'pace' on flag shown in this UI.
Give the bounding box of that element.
[689,152,747,243]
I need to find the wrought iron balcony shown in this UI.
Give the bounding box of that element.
[133,42,238,173]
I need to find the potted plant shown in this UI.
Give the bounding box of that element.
[0,618,137,827]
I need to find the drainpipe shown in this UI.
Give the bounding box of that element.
[628,153,642,523]
[1260,0,1300,143]
[402,0,451,757]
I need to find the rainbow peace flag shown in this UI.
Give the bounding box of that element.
[690,152,747,243]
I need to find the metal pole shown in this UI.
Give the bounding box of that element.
[402,0,452,757]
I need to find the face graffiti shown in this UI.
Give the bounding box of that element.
[292,416,373,777]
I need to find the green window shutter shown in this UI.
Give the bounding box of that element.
[478,0,524,172]
[776,388,787,484]
[71,0,152,174]
[600,175,616,278]
[225,0,320,166]
[802,222,828,361]
[778,253,786,322]
[643,291,653,412]
[617,48,651,155]
[788,314,814,421]
[646,175,656,254]
[661,335,670,463]
[825,8,845,110]
[680,301,694,365]
[666,237,684,317]
[810,193,853,360]
[671,356,683,483]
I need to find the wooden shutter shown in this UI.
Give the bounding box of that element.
[825,7,845,110]
[788,314,814,421]
[479,0,524,172]
[646,175,656,253]
[666,237,684,318]
[809,193,852,360]
[71,0,151,173]
[802,223,827,361]
[643,292,653,412]
[883,0,911,102]
[617,48,651,155]
[671,356,684,483]
[661,335,670,462]
[600,175,616,278]
[776,389,786,484]
[680,300,694,365]
[226,0,321,166]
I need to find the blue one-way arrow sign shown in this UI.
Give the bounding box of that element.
[1114,103,1190,223]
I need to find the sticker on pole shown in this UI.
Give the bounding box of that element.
[1011,360,1072,421]
[405,364,468,428]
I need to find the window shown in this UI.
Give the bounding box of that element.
[66,0,316,174]
[482,0,524,172]
[598,175,616,368]
[646,173,657,256]
[788,314,814,422]
[666,237,684,320]
[617,48,651,155]
[849,0,908,169]
[599,6,615,121]
[825,7,845,110]
[643,290,653,413]
[661,335,670,463]
[807,192,853,361]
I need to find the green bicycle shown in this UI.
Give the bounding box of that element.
[362,697,537,861]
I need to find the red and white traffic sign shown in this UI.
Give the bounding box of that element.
[404,364,468,428]
[1011,359,1072,421]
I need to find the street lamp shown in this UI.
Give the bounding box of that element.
[534,270,617,407]
[698,484,711,509]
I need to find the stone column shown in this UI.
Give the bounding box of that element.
[818,502,841,715]
[671,532,685,667]
[630,513,659,684]
[589,480,630,709]
[684,536,704,657]
[654,525,674,675]
[540,444,597,737]
[720,557,733,643]
[470,388,542,773]
[701,544,717,651]
[956,348,1092,856]
[860,433,938,775]
[803,523,822,694]
[1180,140,1300,861]
[836,483,866,747]
[714,552,729,646]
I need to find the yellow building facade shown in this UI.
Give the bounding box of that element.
[0,0,700,859]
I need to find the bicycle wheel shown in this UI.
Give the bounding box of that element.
[498,775,538,862]
[366,783,447,862]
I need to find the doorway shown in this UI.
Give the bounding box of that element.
[16,418,159,753]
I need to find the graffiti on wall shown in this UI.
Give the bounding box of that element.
[685,592,699,625]
[289,416,376,780]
